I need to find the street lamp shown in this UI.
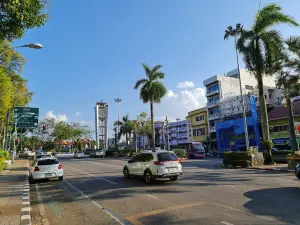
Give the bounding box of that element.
[225,23,249,151]
[2,43,43,152]
[165,116,170,151]
[13,113,34,163]
[176,118,180,147]
[114,98,122,148]
[0,43,43,57]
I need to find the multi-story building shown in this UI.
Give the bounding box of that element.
[203,68,277,141]
[186,108,208,142]
[168,120,190,147]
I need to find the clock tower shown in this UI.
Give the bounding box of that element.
[95,102,108,149]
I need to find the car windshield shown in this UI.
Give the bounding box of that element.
[193,144,205,151]
[36,154,51,159]
[37,159,59,166]
[157,153,177,161]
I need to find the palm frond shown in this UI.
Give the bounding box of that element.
[134,78,148,89]
[142,63,151,79]
[152,72,165,81]
[253,3,299,34]
[151,64,163,74]
[286,36,300,56]
[113,121,123,126]
[140,84,150,103]
[149,81,167,103]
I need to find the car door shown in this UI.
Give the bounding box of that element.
[135,154,149,175]
[138,153,153,175]
[127,155,141,175]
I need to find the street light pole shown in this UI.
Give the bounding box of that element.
[165,116,170,151]
[114,98,122,150]
[225,24,249,151]
[176,118,180,147]
[2,43,43,152]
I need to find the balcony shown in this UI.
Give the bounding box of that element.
[209,127,216,133]
[206,100,220,108]
[206,89,219,97]
[208,113,220,120]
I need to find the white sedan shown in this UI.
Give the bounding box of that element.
[29,158,63,184]
[74,151,85,158]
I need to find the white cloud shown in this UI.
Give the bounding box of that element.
[155,86,207,121]
[44,110,68,122]
[177,81,195,89]
[75,111,80,116]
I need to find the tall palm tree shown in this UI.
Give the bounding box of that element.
[134,63,167,149]
[232,4,298,142]
[277,36,300,151]
[113,114,133,148]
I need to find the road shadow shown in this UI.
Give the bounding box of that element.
[244,187,300,224]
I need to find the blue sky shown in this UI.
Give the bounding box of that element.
[15,0,300,137]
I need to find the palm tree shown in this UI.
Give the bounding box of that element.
[134,63,167,149]
[229,3,298,143]
[113,114,133,148]
[277,36,300,151]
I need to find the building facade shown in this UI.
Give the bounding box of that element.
[95,102,108,149]
[203,68,277,141]
[168,120,190,147]
[186,108,208,142]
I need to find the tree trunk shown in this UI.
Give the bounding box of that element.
[287,93,299,151]
[257,75,270,141]
[125,133,128,148]
[150,101,155,150]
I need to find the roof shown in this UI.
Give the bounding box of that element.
[268,101,300,121]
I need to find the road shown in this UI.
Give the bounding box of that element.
[29,155,300,225]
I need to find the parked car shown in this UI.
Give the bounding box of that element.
[90,149,105,158]
[295,163,300,179]
[29,158,63,184]
[187,142,206,159]
[35,154,52,160]
[123,150,182,184]
[74,151,85,158]
[84,149,93,155]
[19,150,35,159]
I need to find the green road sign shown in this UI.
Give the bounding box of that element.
[13,107,39,128]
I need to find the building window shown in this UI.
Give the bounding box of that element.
[208,84,219,93]
[195,115,205,121]
[245,85,253,90]
[264,95,267,99]
[255,97,258,101]
[269,94,271,98]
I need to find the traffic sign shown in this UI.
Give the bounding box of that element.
[13,107,39,128]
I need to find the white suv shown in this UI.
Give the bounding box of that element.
[123,150,182,184]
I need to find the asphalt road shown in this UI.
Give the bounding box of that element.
[29,155,300,225]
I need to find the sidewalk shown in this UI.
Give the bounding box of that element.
[250,163,294,172]
[0,160,30,225]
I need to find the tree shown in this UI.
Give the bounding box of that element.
[0,0,48,41]
[114,114,133,148]
[134,64,167,149]
[231,3,298,142]
[276,36,300,151]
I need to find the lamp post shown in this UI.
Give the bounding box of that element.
[2,43,43,152]
[114,98,122,149]
[13,113,34,163]
[225,24,249,151]
[176,118,180,147]
[113,127,118,151]
[165,117,170,151]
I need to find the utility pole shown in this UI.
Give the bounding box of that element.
[225,23,250,151]
[114,98,122,150]
[165,116,170,151]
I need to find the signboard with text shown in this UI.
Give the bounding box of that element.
[13,107,39,128]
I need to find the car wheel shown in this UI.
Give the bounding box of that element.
[123,167,130,179]
[170,176,178,181]
[144,170,152,184]
[59,176,63,181]
[29,176,35,184]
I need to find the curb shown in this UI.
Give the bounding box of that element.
[249,167,294,172]
[20,161,31,225]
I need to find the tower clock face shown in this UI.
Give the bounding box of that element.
[99,109,105,117]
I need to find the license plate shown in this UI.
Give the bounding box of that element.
[45,173,52,177]
[168,168,176,173]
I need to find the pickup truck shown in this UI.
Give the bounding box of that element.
[20,150,35,159]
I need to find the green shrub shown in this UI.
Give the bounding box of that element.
[0,158,7,171]
[272,150,293,155]
[173,149,186,158]
[0,150,10,160]
[263,140,273,151]
[262,140,274,164]
[223,152,252,168]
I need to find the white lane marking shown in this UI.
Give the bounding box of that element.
[221,221,234,225]
[145,194,171,205]
[21,214,30,220]
[63,179,125,225]
[22,207,31,212]
[222,185,235,188]
[36,184,50,225]
[64,164,118,185]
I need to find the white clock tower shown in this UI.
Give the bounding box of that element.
[95,102,108,149]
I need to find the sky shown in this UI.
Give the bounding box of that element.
[15,0,300,138]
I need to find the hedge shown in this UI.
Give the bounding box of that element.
[223,151,252,168]
[272,150,293,155]
[0,150,10,160]
[173,149,186,158]
[0,158,7,171]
